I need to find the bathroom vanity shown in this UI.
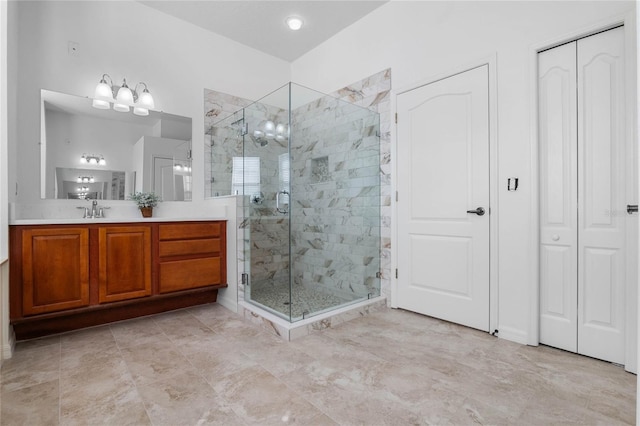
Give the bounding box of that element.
[9,219,227,340]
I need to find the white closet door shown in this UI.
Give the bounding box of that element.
[538,42,578,352]
[577,27,626,364]
[539,26,628,365]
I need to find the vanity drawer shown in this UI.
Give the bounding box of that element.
[159,222,222,241]
[159,238,221,257]
[159,257,222,293]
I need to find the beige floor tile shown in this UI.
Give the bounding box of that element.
[1,344,60,393]
[218,367,331,425]
[120,340,198,387]
[60,383,151,426]
[1,306,635,426]
[59,325,116,354]
[137,370,245,426]
[1,379,59,425]
[110,316,170,349]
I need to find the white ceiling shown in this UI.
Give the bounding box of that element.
[138,1,388,62]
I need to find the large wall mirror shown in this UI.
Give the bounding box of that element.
[41,90,193,201]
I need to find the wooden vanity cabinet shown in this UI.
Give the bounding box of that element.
[99,226,152,303]
[158,222,226,294]
[19,227,90,315]
[10,220,227,340]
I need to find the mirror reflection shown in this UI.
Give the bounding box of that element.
[41,90,193,201]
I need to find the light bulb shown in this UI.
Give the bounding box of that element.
[264,120,276,139]
[286,16,303,30]
[89,157,97,165]
[133,107,149,116]
[92,99,111,110]
[116,81,134,106]
[93,77,114,102]
[80,155,87,164]
[137,88,155,110]
[99,157,106,166]
[113,103,130,112]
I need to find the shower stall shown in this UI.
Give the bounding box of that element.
[211,82,381,322]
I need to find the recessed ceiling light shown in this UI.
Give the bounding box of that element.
[286,16,303,31]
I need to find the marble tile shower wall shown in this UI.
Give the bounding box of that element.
[242,105,291,290]
[204,68,392,309]
[204,90,252,197]
[330,69,392,303]
[289,97,381,302]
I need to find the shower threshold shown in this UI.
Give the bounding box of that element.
[238,295,387,341]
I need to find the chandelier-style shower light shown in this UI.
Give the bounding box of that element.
[92,74,155,116]
[253,120,289,143]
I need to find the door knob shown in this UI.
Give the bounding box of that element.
[466,207,485,216]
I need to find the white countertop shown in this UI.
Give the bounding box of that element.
[9,217,228,226]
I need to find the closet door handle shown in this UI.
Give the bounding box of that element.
[628,205,638,214]
[466,207,485,216]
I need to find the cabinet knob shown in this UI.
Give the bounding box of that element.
[552,234,560,241]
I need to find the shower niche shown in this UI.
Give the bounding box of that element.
[210,82,381,322]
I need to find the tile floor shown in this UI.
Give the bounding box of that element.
[1,303,635,425]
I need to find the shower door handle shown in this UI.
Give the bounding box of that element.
[276,190,289,214]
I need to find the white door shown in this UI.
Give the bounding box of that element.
[397,65,490,332]
[539,42,579,352]
[153,156,175,201]
[539,27,632,365]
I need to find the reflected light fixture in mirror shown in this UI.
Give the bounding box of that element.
[80,153,106,166]
[77,176,95,183]
[92,74,155,116]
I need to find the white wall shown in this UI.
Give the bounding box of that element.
[13,0,291,204]
[292,1,636,344]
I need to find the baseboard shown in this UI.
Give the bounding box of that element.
[2,325,15,359]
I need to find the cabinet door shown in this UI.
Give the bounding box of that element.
[22,228,89,315]
[99,226,152,303]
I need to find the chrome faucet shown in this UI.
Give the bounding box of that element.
[77,200,110,218]
[90,200,99,218]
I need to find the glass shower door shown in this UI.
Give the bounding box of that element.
[241,85,292,321]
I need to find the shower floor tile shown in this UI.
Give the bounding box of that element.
[248,280,350,320]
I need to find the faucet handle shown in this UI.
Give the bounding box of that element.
[96,206,111,218]
[76,206,89,218]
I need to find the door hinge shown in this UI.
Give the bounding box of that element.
[395,269,398,279]
[376,272,381,279]
[395,191,398,202]
[395,113,398,124]
[241,272,249,285]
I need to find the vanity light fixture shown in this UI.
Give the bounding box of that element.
[77,186,90,192]
[77,176,95,184]
[286,16,303,30]
[92,74,155,116]
[174,163,192,172]
[80,153,106,166]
